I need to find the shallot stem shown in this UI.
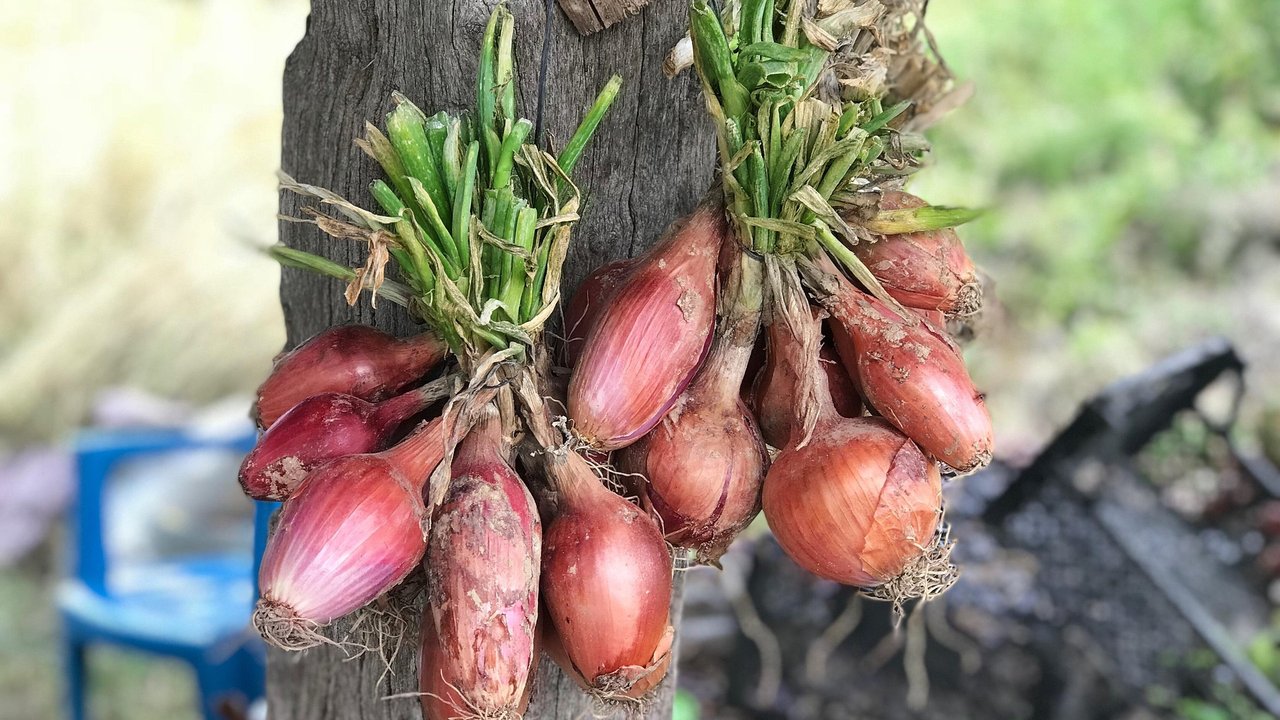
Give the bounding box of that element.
[557,74,623,176]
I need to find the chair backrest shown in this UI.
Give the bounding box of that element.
[71,427,258,595]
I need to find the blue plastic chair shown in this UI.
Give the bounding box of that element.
[58,427,279,720]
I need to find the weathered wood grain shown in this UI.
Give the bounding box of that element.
[556,0,653,35]
[272,0,714,717]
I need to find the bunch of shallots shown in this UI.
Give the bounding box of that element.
[243,5,686,716]
[243,0,994,715]
[560,0,996,611]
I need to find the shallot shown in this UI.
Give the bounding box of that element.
[540,451,674,698]
[253,325,447,429]
[253,419,445,650]
[567,200,724,450]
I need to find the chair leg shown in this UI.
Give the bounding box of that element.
[235,643,267,703]
[195,660,246,720]
[64,637,88,720]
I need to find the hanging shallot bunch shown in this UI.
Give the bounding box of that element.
[760,310,956,604]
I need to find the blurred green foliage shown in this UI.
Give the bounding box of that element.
[920,0,1279,319]
[911,0,1280,447]
[674,689,701,720]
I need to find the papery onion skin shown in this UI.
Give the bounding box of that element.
[421,416,539,719]
[821,345,862,419]
[754,321,862,449]
[541,452,674,695]
[564,258,634,367]
[253,325,447,429]
[256,456,427,629]
[618,328,767,563]
[826,281,993,472]
[850,191,980,316]
[763,416,942,587]
[239,386,438,501]
[253,420,445,649]
[542,615,674,700]
[418,614,470,720]
[567,203,723,450]
[912,308,948,331]
[419,615,536,720]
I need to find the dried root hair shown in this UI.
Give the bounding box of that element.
[252,599,336,652]
[861,520,959,623]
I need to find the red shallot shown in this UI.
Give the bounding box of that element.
[253,325,447,429]
[540,451,674,699]
[253,419,445,650]
[420,413,540,720]
[567,201,724,450]
[239,378,450,501]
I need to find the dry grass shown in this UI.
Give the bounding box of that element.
[0,0,309,445]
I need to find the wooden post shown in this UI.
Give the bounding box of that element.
[270,0,714,717]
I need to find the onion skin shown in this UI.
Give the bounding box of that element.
[238,385,439,501]
[420,616,535,720]
[541,452,674,697]
[253,420,445,650]
[617,323,767,563]
[821,345,862,418]
[829,319,860,398]
[255,457,427,637]
[542,614,674,700]
[253,325,447,429]
[825,278,993,472]
[849,191,980,316]
[616,393,765,563]
[421,416,540,720]
[763,415,942,587]
[567,203,724,450]
[754,321,862,449]
[912,308,948,331]
[564,258,634,367]
[741,334,766,401]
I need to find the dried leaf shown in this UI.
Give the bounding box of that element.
[663,36,694,78]
[801,19,839,52]
[342,231,391,307]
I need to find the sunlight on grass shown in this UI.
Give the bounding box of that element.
[0,0,308,445]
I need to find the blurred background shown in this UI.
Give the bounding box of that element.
[1,0,1277,718]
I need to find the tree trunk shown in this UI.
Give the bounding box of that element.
[269,0,714,717]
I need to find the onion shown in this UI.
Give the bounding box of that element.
[239,379,449,501]
[420,413,540,720]
[563,258,634,367]
[763,415,944,588]
[848,191,980,316]
[541,608,673,700]
[754,318,862,449]
[253,324,447,429]
[762,320,950,597]
[253,418,445,650]
[823,272,993,472]
[419,611,535,720]
[821,345,862,418]
[541,451,674,698]
[616,316,767,564]
[567,201,724,450]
